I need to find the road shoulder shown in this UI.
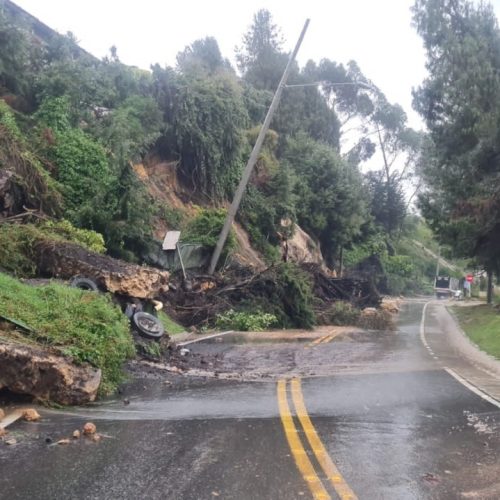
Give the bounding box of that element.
[423,300,500,401]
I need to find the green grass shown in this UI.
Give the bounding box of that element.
[0,272,135,395]
[158,311,185,335]
[453,304,500,359]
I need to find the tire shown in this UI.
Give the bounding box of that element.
[70,277,99,292]
[132,312,164,340]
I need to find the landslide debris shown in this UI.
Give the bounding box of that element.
[0,342,101,405]
[163,262,381,330]
[0,272,135,398]
[0,223,170,299]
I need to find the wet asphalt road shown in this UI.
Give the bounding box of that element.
[2,300,500,499]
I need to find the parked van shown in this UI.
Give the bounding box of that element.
[434,276,459,299]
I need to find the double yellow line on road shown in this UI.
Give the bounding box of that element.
[307,331,340,348]
[277,378,357,500]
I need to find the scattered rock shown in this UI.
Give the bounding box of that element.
[123,398,130,405]
[166,365,183,374]
[56,438,70,445]
[72,430,80,439]
[22,408,40,421]
[83,422,97,435]
[5,438,17,445]
[91,433,101,442]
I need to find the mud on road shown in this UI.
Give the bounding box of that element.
[127,324,409,387]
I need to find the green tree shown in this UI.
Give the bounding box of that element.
[412,0,500,277]
[152,65,248,200]
[35,96,112,217]
[177,37,232,76]
[284,134,367,267]
[236,9,289,90]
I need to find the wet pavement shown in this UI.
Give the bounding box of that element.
[2,300,500,499]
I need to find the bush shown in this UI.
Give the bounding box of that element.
[158,206,185,229]
[0,223,106,277]
[0,224,39,276]
[0,272,135,394]
[216,309,278,331]
[274,263,316,329]
[182,208,236,265]
[40,220,106,253]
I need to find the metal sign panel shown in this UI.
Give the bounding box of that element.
[162,231,181,250]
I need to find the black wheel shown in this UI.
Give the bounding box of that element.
[132,312,164,340]
[70,277,99,292]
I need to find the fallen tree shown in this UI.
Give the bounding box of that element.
[163,262,381,329]
[300,263,382,309]
[35,239,170,299]
[0,223,170,299]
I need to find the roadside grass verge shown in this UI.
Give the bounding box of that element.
[158,311,185,335]
[452,304,500,359]
[0,272,135,395]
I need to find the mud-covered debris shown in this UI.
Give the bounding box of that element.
[91,433,101,442]
[22,408,40,421]
[166,366,183,374]
[381,300,400,313]
[422,472,440,484]
[83,422,97,435]
[0,428,7,437]
[0,408,4,420]
[180,348,190,356]
[72,430,80,439]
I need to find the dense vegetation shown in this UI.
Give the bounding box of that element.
[0,1,443,309]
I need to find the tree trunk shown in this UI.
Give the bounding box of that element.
[34,240,169,299]
[487,270,494,305]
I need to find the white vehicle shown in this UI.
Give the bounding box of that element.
[434,276,459,299]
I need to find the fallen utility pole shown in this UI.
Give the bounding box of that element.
[208,18,310,275]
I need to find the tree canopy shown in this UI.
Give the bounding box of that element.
[413,0,500,273]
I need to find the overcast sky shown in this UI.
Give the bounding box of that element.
[12,0,500,130]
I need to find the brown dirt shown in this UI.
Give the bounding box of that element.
[288,225,327,269]
[232,222,266,271]
[133,157,197,239]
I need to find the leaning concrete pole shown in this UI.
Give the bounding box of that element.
[208,19,310,274]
